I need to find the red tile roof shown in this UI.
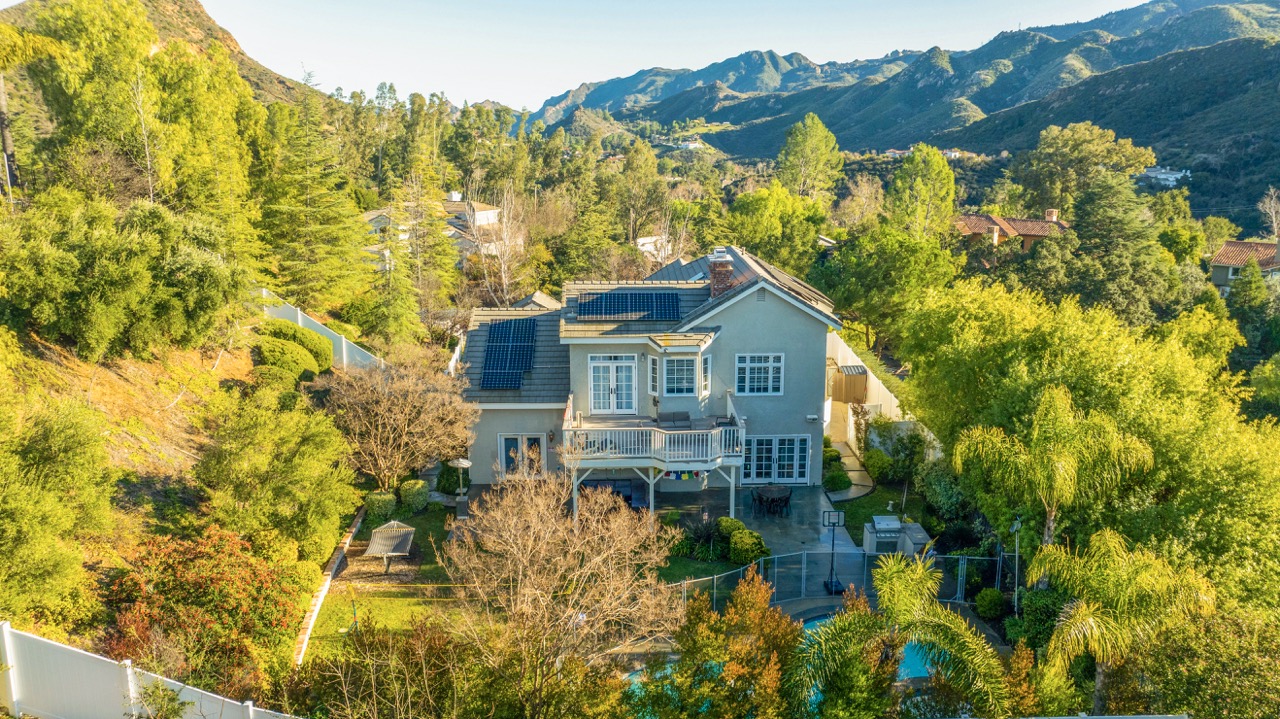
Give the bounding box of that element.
[1210,240,1280,269]
[955,213,1069,241]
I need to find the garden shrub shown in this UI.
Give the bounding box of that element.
[823,434,832,448]
[1004,588,1068,651]
[975,587,1006,620]
[687,517,721,559]
[716,516,747,542]
[365,490,397,522]
[254,335,318,381]
[669,528,692,558]
[400,479,430,513]
[823,446,843,469]
[436,463,460,494]
[863,448,892,482]
[276,390,301,411]
[914,459,965,520]
[823,464,852,492]
[260,318,333,372]
[250,365,298,393]
[660,510,682,527]
[326,319,362,343]
[729,529,770,565]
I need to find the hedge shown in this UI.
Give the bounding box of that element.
[400,479,430,513]
[260,318,333,372]
[863,448,892,483]
[716,516,747,542]
[254,336,319,382]
[823,464,852,492]
[250,365,298,393]
[365,491,397,522]
[729,529,770,565]
[823,446,843,469]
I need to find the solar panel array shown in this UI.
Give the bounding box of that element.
[577,292,681,321]
[480,318,537,390]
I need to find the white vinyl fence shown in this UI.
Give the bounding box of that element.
[0,622,298,719]
[259,289,383,371]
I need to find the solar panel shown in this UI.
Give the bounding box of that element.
[480,318,537,390]
[577,292,681,321]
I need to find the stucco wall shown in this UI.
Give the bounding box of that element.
[468,406,566,485]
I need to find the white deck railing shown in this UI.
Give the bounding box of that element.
[562,394,744,464]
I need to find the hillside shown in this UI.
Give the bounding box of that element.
[533,49,919,125]
[940,37,1280,231]
[0,0,304,104]
[695,0,1280,157]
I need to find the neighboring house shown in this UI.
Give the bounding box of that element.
[1209,240,1280,296]
[955,209,1069,251]
[1138,166,1191,188]
[442,191,521,257]
[883,149,910,159]
[676,138,704,150]
[362,207,394,236]
[636,234,675,264]
[457,246,897,517]
[513,291,563,310]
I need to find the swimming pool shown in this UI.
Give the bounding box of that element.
[802,616,931,681]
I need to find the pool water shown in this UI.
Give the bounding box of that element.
[802,616,931,680]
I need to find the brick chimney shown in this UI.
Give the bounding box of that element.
[708,248,734,298]
[1045,208,1059,223]
[988,225,1001,246]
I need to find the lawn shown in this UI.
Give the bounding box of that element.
[658,556,742,583]
[308,586,457,656]
[357,502,453,583]
[832,483,927,547]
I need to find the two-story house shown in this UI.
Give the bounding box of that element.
[458,246,880,518]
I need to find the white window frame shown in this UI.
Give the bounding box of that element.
[588,354,638,415]
[736,354,784,395]
[498,433,546,476]
[700,354,712,397]
[1228,266,1241,279]
[664,356,697,396]
[742,435,810,483]
[648,355,659,396]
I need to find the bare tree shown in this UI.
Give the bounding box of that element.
[438,471,677,719]
[130,67,156,203]
[1259,186,1280,240]
[467,182,531,307]
[832,173,885,230]
[655,198,696,265]
[317,347,479,491]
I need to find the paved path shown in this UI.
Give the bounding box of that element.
[739,487,860,554]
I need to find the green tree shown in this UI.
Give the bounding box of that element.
[1226,258,1269,338]
[259,89,373,311]
[872,553,1011,718]
[629,567,800,719]
[884,144,956,242]
[0,23,62,190]
[1007,122,1156,221]
[194,389,359,563]
[0,398,112,633]
[1028,529,1215,715]
[727,180,826,276]
[954,385,1152,548]
[616,139,666,246]
[776,112,843,202]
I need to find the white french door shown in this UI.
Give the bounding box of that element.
[742,435,810,484]
[589,355,637,415]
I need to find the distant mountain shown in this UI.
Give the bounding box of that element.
[0,0,306,104]
[532,49,919,125]
[693,0,1280,156]
[941,37,1280,231]
[533,0,1280,159]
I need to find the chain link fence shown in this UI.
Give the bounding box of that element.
[675,551,1009,611]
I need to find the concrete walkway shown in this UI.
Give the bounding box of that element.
[738,487,860,555]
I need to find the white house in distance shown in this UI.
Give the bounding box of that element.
[455,246,901,517]
[1138,166,1191,188]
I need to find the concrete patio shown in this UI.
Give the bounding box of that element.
[653,486,860,555]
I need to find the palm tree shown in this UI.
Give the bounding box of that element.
[1028,529,1215,715]
[953,385,1151,548]
[0,23,63,196]
[873,553,1012,719]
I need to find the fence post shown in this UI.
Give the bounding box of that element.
[341,338,350,370]
[712,575,718,611]
[682,579,687,605]
[800,552,807,597]
[0,621,18,717]
[245,699,256,719]
[121,659,141,717]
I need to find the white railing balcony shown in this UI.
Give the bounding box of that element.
[561,394,744,466]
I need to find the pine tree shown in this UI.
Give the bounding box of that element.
[259,88,372,312]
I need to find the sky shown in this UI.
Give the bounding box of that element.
[2,0,1147,109]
